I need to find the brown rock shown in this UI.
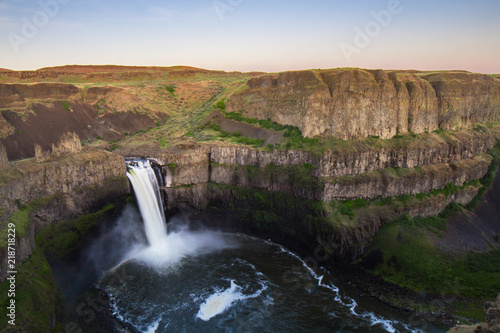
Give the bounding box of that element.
[0,83,80,108]
[0,150,129,281]
[0,143,9,171]
[226,69,500,140]
[35,131,82,163]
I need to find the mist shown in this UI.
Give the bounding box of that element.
[86,204,237,275]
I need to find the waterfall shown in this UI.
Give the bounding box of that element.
[126,160,167,248]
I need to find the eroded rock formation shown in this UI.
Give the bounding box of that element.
[35,131,82,163]
[114,125,500,262]
[0,150,129,280]
[226,69,500,139]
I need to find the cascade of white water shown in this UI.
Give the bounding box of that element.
[126,160,167,248]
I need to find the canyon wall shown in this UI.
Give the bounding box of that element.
[226,69,500,139]
[115,127,499,262]
[0,149,129,280]
[210,130,497,177]
[118,130,497,202]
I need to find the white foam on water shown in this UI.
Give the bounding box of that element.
[196,280,268,322]
[197,280,244,321]
[108,293,149,333]
[271,241,424,333]
[348,298,359,315]
[143,318,161,333]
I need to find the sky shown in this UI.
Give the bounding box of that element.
[0,0,499,73]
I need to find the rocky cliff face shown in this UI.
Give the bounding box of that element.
[0,149,129,280]
[211,130,497,177]
[115,127,498,262]
[0,113,14,139]
[424,72,500,131]
[163,182,480,263]
[226,69,500,139]
[35,131,82,163]
[114,129,497,203]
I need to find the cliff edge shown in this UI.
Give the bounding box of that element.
[226,69,500,139]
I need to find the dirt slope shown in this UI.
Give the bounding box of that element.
[0,102,156,160]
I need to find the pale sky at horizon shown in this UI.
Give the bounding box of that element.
[1,0,499,73]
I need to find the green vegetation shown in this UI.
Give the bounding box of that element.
[355,139,500,321]
[203,138,500,322]
[0,206,32,248]
[216,98,226,111]
[0,247,61,332]
[337,198,369,219]
[223,112,321,148]
[464,140,500,211]
[157,83,176,96]
[195,122,267,147]
[359,216,500,320]
[81,139,93,146]
[58,100,71,111]
[36,204,115,261]
[219,111,495,158]
[93,98,106,115]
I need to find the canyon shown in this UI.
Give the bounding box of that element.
[0,65,499,331]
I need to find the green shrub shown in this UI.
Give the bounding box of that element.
[59,100,71,111]
[164,84,176,96]
[338,198,368,219]
[216,99,226,111]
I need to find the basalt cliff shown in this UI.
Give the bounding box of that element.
[0,133,129,281]
[0,66,500,330]
[227,69,500,139]
[1,67,500,269]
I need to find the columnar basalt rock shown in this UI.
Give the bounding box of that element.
[424,72,500,131]
[209,130,497,178]
[226,69,500,139]
[50,131,82,157]
[0,150,129,281]
[150,129,498,264]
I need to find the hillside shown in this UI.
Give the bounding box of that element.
[0,66,257,159]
